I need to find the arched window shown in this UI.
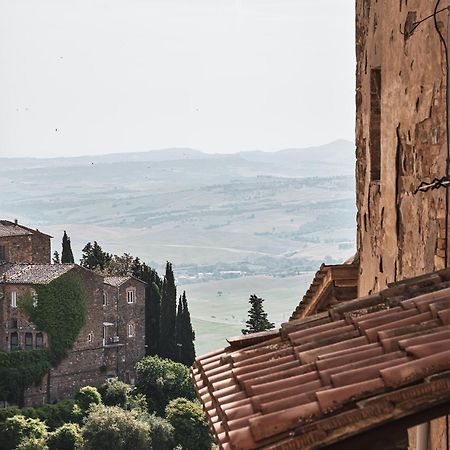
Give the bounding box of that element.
[35,333,44,349]
[103,292,108,306]
[25,332,33,350]
[127,322,135,337]
[10,332,18,351]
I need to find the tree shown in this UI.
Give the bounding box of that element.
[81,405,150,450]
[145,282,161,356]
[98,379,131,408]
[241,294,275,335]
[74,386,101,413]
[159,262,177,359]
[79,242,111,271]
[1,415,48,450]
[134,356,195,415]
[175,291,195,366]
[47,423,83,450]
[52,251,60,264]
[165,398,212,450]
[61,231,75,264]
[147,415,175,450]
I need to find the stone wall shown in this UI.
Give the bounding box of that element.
[356,1,450,448]
[356,0,449,295]
[0,233,51,264]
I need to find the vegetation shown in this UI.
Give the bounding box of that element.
[20,271,87,364]
[74,387,101,413]
[0,350,51,404]
[160,262,177,360]
[135,355,196,415]
[61,231,75,264]
[98,379,131,408]
[47,423,82,450]
[242,294,275,335]
[165,398,213,450]
[0,415,48,450]
[175,291,196,366]
[147,414,175,450]
[81,405,151,450]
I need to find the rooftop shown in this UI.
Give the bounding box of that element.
[0,220,52,238]
[104,276,145,287]
[193,268,450,449]
[1,264,76,284]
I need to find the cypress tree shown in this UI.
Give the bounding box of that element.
[174,296,183,363]
[52,251,60,264]
[159,262,177,359]
[61,231,75,263]
[180,291,195,366]
[242,294,275,335]
[145,281,161,356]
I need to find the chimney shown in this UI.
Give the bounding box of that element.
[14,219,18,225]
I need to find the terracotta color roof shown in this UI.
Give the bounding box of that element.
[1,264,76,284]
[0,220,52,238]
[290,262,358,321]
[104,276,146,287]
[193,268,450,450]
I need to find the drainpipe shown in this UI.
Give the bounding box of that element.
[416,422,429,450]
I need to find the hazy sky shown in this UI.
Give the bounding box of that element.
[0,0,355,158]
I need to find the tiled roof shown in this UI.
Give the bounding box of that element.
[193,268,450,450]
[0,220,52,238]
[104,276,132,287]
[1,264,76,284]
[290,263,358,321]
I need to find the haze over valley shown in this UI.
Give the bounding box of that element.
[0,139,356,353]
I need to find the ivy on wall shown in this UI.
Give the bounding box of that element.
[20,271,87,363]
[0,270,87,403]
[0,350,51,403]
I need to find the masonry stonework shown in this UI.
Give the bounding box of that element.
[356,2,450,448]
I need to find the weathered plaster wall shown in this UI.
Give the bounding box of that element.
[356,0,449,295]
[356,1,450,448]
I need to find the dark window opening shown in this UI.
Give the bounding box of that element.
[36,333,44,349]
[11,319,17,329]
[25,332,33,350]
[10,332,18,351]
[0,245,5,261]
[370,67,382,181]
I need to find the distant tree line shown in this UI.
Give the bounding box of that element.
[54,233,196,366]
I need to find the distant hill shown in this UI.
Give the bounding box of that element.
[0,140,355,177]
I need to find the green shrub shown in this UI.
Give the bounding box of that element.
[47,423,83,450]
[82,405,150,450]
[135,356,195,415]
[74,386,101,412]
[147,414,175,450]
[1,415,48,450]
[15,437,48,450]
[165,398,212,450]
[98,379,131,408]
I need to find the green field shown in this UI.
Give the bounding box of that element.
[180,273,314,355]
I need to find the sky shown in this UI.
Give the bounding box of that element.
[0,0,355,158]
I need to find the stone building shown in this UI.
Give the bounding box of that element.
[192,2,450,449]
[0,220,146,406]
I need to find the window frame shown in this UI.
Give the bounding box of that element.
[126,288,135,304]
[11,291,17,308]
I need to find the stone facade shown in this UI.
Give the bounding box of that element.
[356,0,449,295]
[0,220,51,264]
[356,2,450,447]
[0,221,146,406]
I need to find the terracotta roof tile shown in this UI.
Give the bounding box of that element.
[193,268,450,450]
[1,263,76,284]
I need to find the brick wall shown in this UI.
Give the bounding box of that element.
[0,233,51,264]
